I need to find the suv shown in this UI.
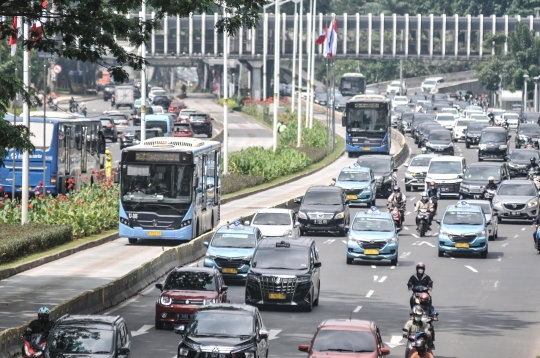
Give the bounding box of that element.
[464,122,489,148]
[453,118,474,142]
[103,85,115,101]
[425,156,466,197]
[356,155,397,198]
[46,315,131,357]
[493,180,539,221]
[386,80,407,95]
[460,162,510,199]
[478,127,509,161]
[515,123,540,148]
[507,149,540,177]
[420,77,444,93]
[100,117,118,142]
[424,129,454,155]
[188,113,213,137]
[295,186,350,235]
[174,304,269,358]
[332,166,377,207]
[249,208,300,238]
[246,237,322,311]
[404,154,440,191]
[155,266,229,329]
[411,113,435,138]
[120,126,163,149]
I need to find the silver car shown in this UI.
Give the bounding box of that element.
[404,154,440,191]
[492,180,539,221]
[458,200,498,240]
[246,208,300,238]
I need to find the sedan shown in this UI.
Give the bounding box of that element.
[492,180,539,221]
[100,117,118,142]
[152,95,171,109]
[104,111,130,133]
[172,122,193,137]
[248,208,300,238]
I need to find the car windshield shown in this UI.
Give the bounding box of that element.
[498,184,536,196]
[312,330,375,353]
[303,191,342,205]
[100,119,111,126]
[423,80,436,85]
[511,151,539,160]
[519,126,540,134]
[253,212,291,225]
[480,132,506,142]
[211,233,257,248]
[429,132,451,141]
[468,123,488,131]
[253,247,309,269]
[188,312,253,337]
[49,328,113,354]
[337,171,371,182]
[442,108,458,114]
[164,271,216,291]
[429,161,462,174]
[504,114,519,119]
[464,167,500,180]
[456,120,472,127]
[352,217,394,232]
[471,203,492,214]
[356,160,391,173]
[410,157,433,167]
[443,211,484,225]
[437,115,454,121]
[146,121,168,133]
[395,96,407,102]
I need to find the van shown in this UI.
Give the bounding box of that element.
[421,77,444,94]
[424,156,466,197]
[145,114,173,136]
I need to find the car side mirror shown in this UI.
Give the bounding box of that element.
[203,242,209,247]
[434,219,441,224]
[259,329,269,339]
[332,177,336,181]
[119,347,131,355]
[221,285,228,293]
[173,325,186,335]
[457,174,463,179]
[294,221,301,228]
[404,163,409,168]
[314,261,322,268]
[294,198,302,204]
[298,345,309,352]
[244,221,250,226]
[381,347,391,355]
[493,212,499,216]
[345,199,350,204]
[486,220,491,225]
[155,283,163,291]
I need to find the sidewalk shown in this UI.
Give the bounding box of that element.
[55,94,102,104]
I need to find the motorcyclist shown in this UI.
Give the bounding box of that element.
[426,181,440,213]
[416,292,438,348]
[407,262,433,308]
[387,185,407,207]
[111,94,116,107]
[80,102,87,117]
[527,157,540,176]
[487,112,494,126]
[403,306,432,358]
[25,307,54,339]
[414,192,433,230]
[410,339,434,358]
[482,176,498,197]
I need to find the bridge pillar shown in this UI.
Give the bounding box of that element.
[246,60,263,100]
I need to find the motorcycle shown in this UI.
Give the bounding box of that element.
[22,331,46,358]
[532,219,540,253]
[405,333,433,358]
[389,206,402,230]
[410,285,432,308]
[81,106,87,117]
[69,101,78,113]
[47,96,58,111]
[388,201,406,226]
[416,208,430,237]
[483,188,496,201]
[527,168,540,190]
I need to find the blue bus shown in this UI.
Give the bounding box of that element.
[1,112,106,196]
[118,137,221,243]
[342,94,392,157]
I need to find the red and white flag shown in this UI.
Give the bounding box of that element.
[31,0,48,42]
[327,17,338,59]
[9,16,22,56]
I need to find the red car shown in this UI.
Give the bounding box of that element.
[168,101,187,114]
[155,267,229,329]
[173,122,193,137]
[298,319,390,358]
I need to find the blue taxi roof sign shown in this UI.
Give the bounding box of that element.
[455,200,471,208]
[365,206,380,214]
[227,220,244,229]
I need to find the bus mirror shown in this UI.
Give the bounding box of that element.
[193,177,199,188]
[342,117,348,127]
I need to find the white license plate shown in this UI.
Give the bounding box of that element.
[511,211,520,216]
[314,220,327,225]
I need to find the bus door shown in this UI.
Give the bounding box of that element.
[78,125,88,173]
[63,124,72,175]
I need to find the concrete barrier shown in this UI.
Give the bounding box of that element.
[436,79,487,96]
[366,70,476,92]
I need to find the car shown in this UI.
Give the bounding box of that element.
[410,113,435,138]
[332,166,377,206]
[501,112,520,129]
[103,111,130,133]
[248,208,300,238]
[437,201,489,258]
[173,304,269,358]
[203,222,262,279]
[515,123,540,148]
[404,154,439,191]
[46,314,131,357]
[392,95,408,108]
[150,105,165,114]
[410,94,427,103]
[245,237,321,311]
[507,149,540,177]
[432,93,451,102]
[133,86,141,99]
[295,185,350,235]
[103,84,115,101]
[188,113,213,137]
[452,118,475,142]
[492,179,539,221]
[387,80,407,95]
[172,122,193,137]
[455,199,498,240]
[470,113,490,123]
[148,89,167,102]
[168,101,187,114]
[435,113,456,130]
[365,87,380,95]
[464,122,489,148]
[478,127,510,161]
[425,156,466,197]
[401,112,414,133]
[134,98,151,109]
[440,107,459,118]
[417,123,444,147]
[459,162,510,199]
[100,117,118,142]
[178,109,197,121]
[346,207,399,265]
[120,126,163,149]
[520,111,540,123]
[390,110,403,131]
[491,108,506,122]
[152,95,171,109]
[356,155,398,198]
[298,319,391,358]
[415,100,431,112]
[420,77,444,93]
[334,95,349,112]
[424,129,454,155]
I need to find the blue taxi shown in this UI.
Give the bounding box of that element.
[437,201,488,258]
[203,221,262,279]
[332,164,377,207]
[346,207,399,265]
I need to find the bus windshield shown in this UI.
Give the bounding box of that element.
[346,107,388,133]
[340,76,366,96]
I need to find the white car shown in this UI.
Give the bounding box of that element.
[179,109,197,121]
[386,80,407,95]
[247,208,300,238]
[392,96,409,108]
[452,118,475,142]
[415,100,432,112]
[502,112,520,130]
[404,154,440,191]
[463,109,484,119]
[424,156,466,197]
[440,107,459,119]
[151,105,164,114]
[492,109,506,123]
[469,114,490,123]
[435,113,456,130]
[420,77,444,93]
[149,90,167,102]
[103,111,130,133]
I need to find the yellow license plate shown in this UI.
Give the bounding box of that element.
[346,195,358,200]
[364,249,379,255]
[222,268,237,274]
[362,147,371,151]
[147,231,162,236]
[455,242,469,248]
[268,293,286,299]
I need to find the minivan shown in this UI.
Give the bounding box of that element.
[425,156,466,197]
[145,114,173,136]
[478,127,510,161]
[459,162,510,199]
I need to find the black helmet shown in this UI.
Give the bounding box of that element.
[415,339,427,353]
[531,157,537,164]
[38,307,50,322]
[416,262,425,275]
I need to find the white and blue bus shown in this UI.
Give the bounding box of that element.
[342,94,392,157]
[118,137,221,243]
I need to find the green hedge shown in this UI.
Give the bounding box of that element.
[279,119,328,148]
[221,174,264,195]
[0,223,73,265]
[295,147,327,164]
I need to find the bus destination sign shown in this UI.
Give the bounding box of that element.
[134,152,181,162]
[352,102,384,109]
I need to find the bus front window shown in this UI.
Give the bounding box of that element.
[347,108,388,132]
[340,77,366,96]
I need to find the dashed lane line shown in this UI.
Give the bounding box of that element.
[366,290,374,298]
[371,265,376,269]
[465,265,478,273]
[353,306,363,313]
[412,234,419,238]
[502,243,509,247]
[379,276,387,283]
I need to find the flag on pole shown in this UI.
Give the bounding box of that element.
[315,25,327,45]
[31,0,48,42]
[327,17,338,59]
[9,16,22,56]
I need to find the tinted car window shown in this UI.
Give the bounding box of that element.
[352,217,394,232]
[253,213,291,225]
[211,233,257,248]
[429,131,451,140]
[498,183,536,196]
[511,151,540,160]
[164,271,216,291]
[356,159,391,172]
[303,191,342,205]
[467,123,488,131]
[49,328,114,354]
[253,247,309,269]
[429,161,462,174]
[410,157,433,166]
[338,171,370,181]
[464,166,500,180]
[188,312,253,337]
[147,121,168,133]
[312,330,375,352]
[480,132,507,142]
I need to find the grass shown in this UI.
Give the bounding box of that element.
[0,228,117,271]
[222,135,345,200]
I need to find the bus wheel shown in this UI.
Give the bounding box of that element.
[128,238,138,244]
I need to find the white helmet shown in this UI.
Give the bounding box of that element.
[421,191,428,200]
[488,176,494,181]
[81,102,85,106]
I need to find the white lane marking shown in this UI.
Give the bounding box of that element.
[366,290,375,298]
[410,197,416,201]
[105,284,155,314]
[494,281,499,288]
[426,232,432,236]
[371,265,376,269]
[406,212,411,215]
[432,233,438,236]
[324,239,335,244]
[379,276,387,283]
[498,256,502,262]
[450,257,455,260]
[391,266,396,269]
[418,241,435,247]
[502,243,509,247]
[399,252,411,258]
[401,178,405,182]
[374,275,379,282]
[412,233,419,238]
[353,305,363,313]
[514,235,518,238]
[404,226,410,230]
[268,329,282,341]
[465,265,478,273]
[342,240,347,244]
[131,324,154,337]
[522,228,526,231]
[386,336,405,348]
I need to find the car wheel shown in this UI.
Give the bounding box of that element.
[405,185,411,192]
[155,317,164,330]
[348,152,355,158]
[346,257,353,265]
[338,229,346,236]
[478,157,483,162]
[128,238,138,244]
[371,198,376,207]
[494,227,498,239]
[438,250,444,257]
[498,216,503,223]
[466,143,470,149]
[481,247,488,259]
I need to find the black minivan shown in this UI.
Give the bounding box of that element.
[478,127,510,161]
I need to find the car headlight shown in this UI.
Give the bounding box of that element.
[426,142,432,147]
[479,144,487,149]
[406,171,414,177]
[447,142,454,147]
[387,237,397,243]
[493,200,502,207]
[499,144,508,149]
[439,231,450,239]
[334,212,345,219]
[477,230,486,236]
[283,229,292,236]
[245,353,255,358]
[528,200,538,207]
[460,185,469,192]
[297,275,311,283]
[298,211,307,220]
[179,348,190,357]
[243,256,252,263]
[160,296,172,306]
[205,253,216,259]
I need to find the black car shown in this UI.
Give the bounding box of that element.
[410,94,427,103]
[418,123,444,147]
[46,314,131,358]
[519,111,540,123]
[478,127,510,161]
[465,122,489,148]
[415,121,439,145]
[152,95,171,109]
[295,186,350,235]
[401,111,414,133]
[356,155,397,198]
[188,113,213,137]
[100,117,118,142]
[103,85,115,101]
[120,126,164,149]
[174,304,269,358]
[424,129,454,155]
[411,113,435,139]
[507,149,540,177]
[246,237,321,311]
[515,123,540,148]
[459,162,511,199]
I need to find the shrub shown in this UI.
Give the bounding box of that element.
[278,117,328,148]
[295,147,327,164]
[218,97,240,110]
[0,223,72,264]
[221,174,265,195]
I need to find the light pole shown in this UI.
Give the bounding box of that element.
[223,7,229,173]
[308,0,317,129]
[297,0,303,147]
[291,2,299,112]
[535,76,540,112]
[272,0,280,151]
[523,74,529,112]
[140,3,147,141]
[22,18,30,224]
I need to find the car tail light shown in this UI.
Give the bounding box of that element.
[107,124,114,128]
[204,119,211,123]
[121,135,126,140]
[122,121,128,125]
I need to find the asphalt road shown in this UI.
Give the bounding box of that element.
[102,130,540,358]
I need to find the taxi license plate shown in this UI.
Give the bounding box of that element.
[222,268,238,274]
[364,249,379,255]
[147,231,162,236]
[314,219,327,224]
[268,293,286,299]
[455,243,469,248]
[346,195,357,200]
[362,147,371,151]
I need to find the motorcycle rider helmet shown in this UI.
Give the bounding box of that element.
[37,307,50,322]
[412,305,424,322]
[416,262,426,275]
[393,185,401,193]
[419,292,430,305]
[415,339,428,354]
[429,181,436,188]
[421,192,428,203]
[488,176,495,184]
[531,157,537,165]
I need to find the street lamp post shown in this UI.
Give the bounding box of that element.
[291,3,298,112]
[223,7,229,173]
[524,74,529,112]
[534,76,540,112]
[272,0,280,151]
